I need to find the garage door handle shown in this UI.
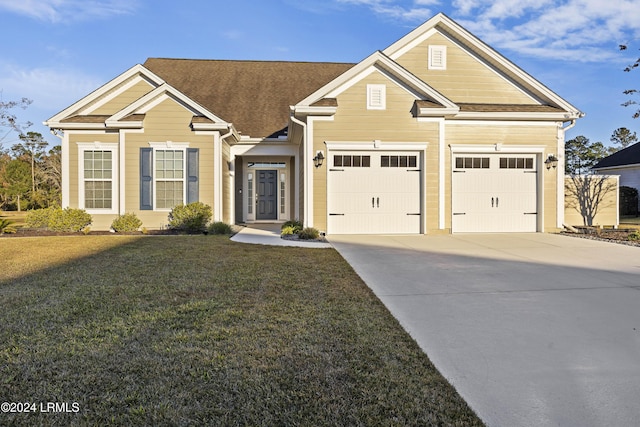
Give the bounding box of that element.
[453,213,466,215]
[407,213,421,216]
[372,197,375,208]
[524,212,537,215]
[330,168,345,172]
[330,213,345,216]
[491,197,494,207]
[496,197,499,208]
[377,197,380,208]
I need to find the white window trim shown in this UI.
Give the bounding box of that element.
[367,84,386,110]
[149,141,189,211]
[428,45,447,70]
[77,142,119,215]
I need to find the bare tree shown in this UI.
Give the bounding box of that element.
[0,94,32,145]
[620,45,640,118]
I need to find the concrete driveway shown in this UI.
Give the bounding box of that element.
[328,233,640,427]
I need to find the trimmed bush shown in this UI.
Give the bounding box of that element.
[298,227,320,240]
[281,219,303,234]
[628,230,640,241]
[47,208,92,232]
[208,221,233,235]
[26,207,56,228]
[168,202,212,232]
[26,207,92,232]
[111,213,143,232]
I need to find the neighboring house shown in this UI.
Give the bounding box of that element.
[593,142,640,211]
[44,13,582,234]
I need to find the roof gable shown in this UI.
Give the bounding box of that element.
[296,51,459,115]
[594,143,640,169]
[45,64,165,126]
[383,13,582,118]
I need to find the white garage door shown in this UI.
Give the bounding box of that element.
[327,152,422,234]
[452,155,538,232]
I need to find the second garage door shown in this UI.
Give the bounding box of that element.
[452,154,539,232]
[327,151,422,234]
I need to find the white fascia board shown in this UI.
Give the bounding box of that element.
[453,112,573,121]
[293,106,338,116]
[449,143,546,153]
[445,119,561,127]
[192,122,231,131]
[418,107,460,117]
[44,122,107,129]
[593,163,640,171]
[45,64,164,125]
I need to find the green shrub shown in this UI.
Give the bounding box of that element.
[281,219,303,234]
[298,227,320,240]
[47,208,92,232]
[628,230,640,241]
[111,213,143,232]
[168,202,212,232]
[26,207,56,228]
[208,221,232,235]
[0,218,16,234]
[281,225,297,236]
[26,207,92,232]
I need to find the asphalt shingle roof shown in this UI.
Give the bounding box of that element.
[594,142,640,169]
[143,58,355,138]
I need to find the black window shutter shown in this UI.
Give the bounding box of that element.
[186,148,199,204]
[140,148,153,210]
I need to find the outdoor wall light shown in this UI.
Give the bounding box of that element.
[545,154,558,170]
[313,151,325,168]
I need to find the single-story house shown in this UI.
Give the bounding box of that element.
[44,13,583,234]
[593,142,640,212]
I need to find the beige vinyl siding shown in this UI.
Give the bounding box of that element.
[395,32,534,104]
[91,79,155,116]
[123,97,215,228]
[565,176,619,227]
[446,123,560,231]
[312,71,439,232]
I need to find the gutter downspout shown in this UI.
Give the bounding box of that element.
[49,128,69,208]
[290,109,307,227]
[557,118,578,229]
[216,126,235,223]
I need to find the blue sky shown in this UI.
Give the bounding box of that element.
[1,0,639,148]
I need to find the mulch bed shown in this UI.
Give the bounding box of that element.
[560,228,640,247]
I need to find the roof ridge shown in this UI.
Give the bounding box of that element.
[145,57,356,66]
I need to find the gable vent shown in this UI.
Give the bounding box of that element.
[367,84,386,110]
[429,45,447,70]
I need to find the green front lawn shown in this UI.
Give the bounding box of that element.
[0,236,482,426]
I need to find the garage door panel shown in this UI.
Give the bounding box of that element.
[328,151,422,234]
[452,155,538,233]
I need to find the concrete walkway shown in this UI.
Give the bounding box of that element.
[328,233,640,427]
[230,223,332,248]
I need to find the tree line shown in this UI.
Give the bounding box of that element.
[1,96,61,211]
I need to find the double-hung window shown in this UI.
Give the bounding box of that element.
[140,143,199,211]
[78,143,118,214]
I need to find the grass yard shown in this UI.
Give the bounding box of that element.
[0,236,483,426]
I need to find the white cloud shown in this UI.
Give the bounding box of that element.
[336,0,437,22]
[337,0,640,62]
[0,0,138,23]
[0,63,103,111]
